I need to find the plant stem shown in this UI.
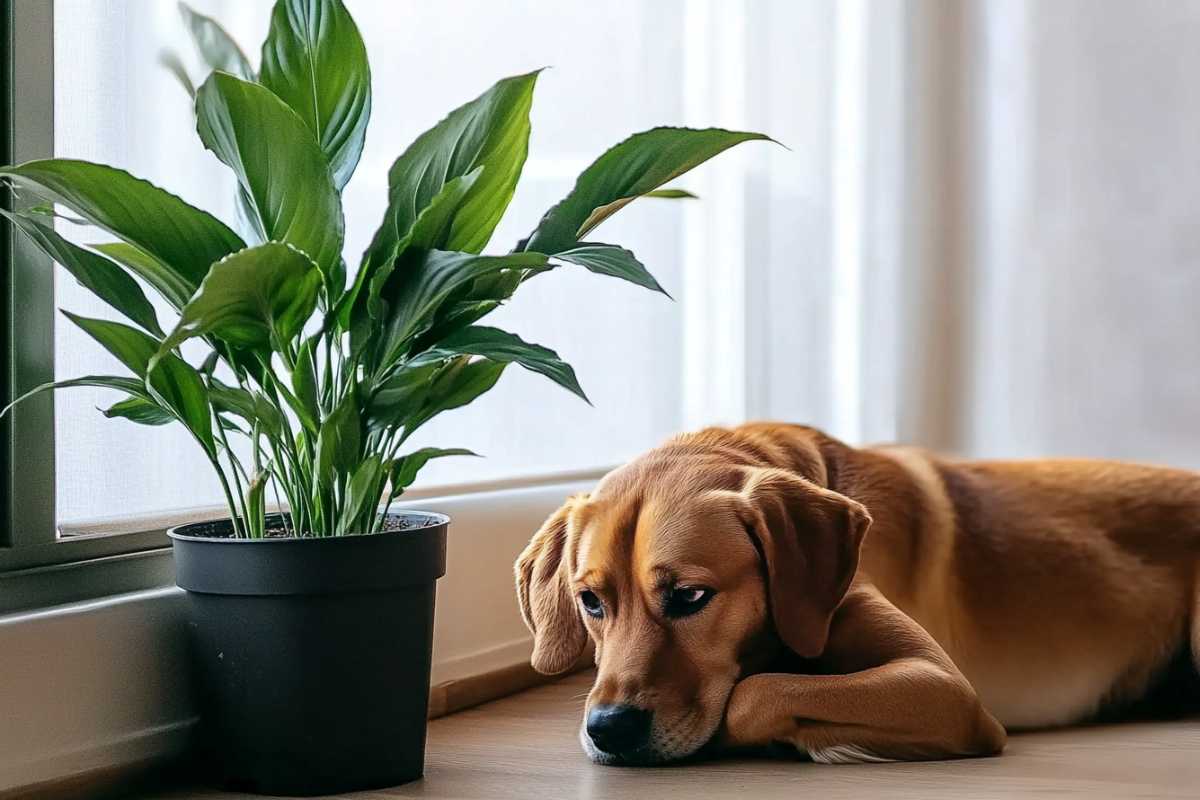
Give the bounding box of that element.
[208,453,246,538]
[213,408,251,521]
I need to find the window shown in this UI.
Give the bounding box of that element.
[4,1,848,588]
[18,0,1200,599]
[51,0,686,525]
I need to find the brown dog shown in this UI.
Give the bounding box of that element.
[515,422,1200,765]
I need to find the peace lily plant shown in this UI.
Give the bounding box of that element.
[1,0,767,540]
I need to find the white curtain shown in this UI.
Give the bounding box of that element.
[49,0,1200,524]
[889,0,1200,466]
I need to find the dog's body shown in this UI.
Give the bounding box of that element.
[516,423,1200,764]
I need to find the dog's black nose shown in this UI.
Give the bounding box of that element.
[586,704,652,755]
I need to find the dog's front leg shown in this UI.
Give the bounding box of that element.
[718,585,1007,763]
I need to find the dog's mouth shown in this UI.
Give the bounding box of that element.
[580,711,723,767]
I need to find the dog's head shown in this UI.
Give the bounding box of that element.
[514,437,871,764]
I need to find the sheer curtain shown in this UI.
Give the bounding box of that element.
[50,0,1200,525]
[881,0,1200,467]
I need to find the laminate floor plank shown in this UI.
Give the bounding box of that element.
[147,670,1200,799]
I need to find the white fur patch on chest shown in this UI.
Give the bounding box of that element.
[808,744,898,764]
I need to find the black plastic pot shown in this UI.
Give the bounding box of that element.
[169,512,448,796]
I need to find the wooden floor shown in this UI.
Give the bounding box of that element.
[151,670,1200,799]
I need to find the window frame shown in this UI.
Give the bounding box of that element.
[1,1,175,609]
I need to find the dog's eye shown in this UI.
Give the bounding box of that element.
[579,590,604,618]
[665,586,714,618]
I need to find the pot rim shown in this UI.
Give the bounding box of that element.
[167,510,450,544]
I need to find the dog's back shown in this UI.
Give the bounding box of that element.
[755,424,1200,729]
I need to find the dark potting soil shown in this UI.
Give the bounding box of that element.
[181,513,440,540]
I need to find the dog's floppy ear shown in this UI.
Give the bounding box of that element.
[515,494,589,674]
[740,469,871,658]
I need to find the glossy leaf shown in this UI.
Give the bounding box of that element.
[403,356,507,434]
[389,447,478,493]
[210,379,284,439]
[339,168,482,333]
[432,325,587,403]
[270,372,319,435]
[361,70,538,275]
[103,396,175,426]
[409,268,524,351]
[178,2,254,79]
[292,335,321,426]
[245,469,269,539]
[62,313,215,455]
[195,72,344,286]
[1,210,162,335]
[365,359,440,431]
[0,159,245,290]
[338,454,385,535]
[314,386,361,486]
[90,241,194,311]
[521,127,770,254]
[260,0,371,189]
[644,188,698,199]
[554,242,669,297]
[375,250,547,370]
[1,375,146,418]
[158,242,322,356]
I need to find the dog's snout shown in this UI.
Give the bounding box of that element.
[586,704,653,755]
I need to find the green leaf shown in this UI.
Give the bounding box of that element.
[403,356,507,434]
[338,454,385,535]
[361,70,539,275]
[157,242,322,356]
[259,0,371,189]
[365,358,441,431]
[554,242,669,297]
[0,159,245,291]
[245,469,268,539]
[314,385,361,486]
[411,298,503,352]
[62,313,214,455]
[178,2,254,80]
[339,167,483,334]
[389,447,478,493]
[1,375,146,418]
[210,379,284,439]
[1,210,163,335]
[147,355,215,456]
[432,325,588,403]
[270,372,319,435]
[62,311,161,376]
[158,49,197,98]
[102,396,175,426]
[644,188,698,199]
[292,335,321,426]
[408,267,524,351]
[375,250,547,370]
[90,241,194,311]
[521,127,770,254]
[195,72,344,287]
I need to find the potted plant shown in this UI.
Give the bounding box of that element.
[1,0,768,794]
